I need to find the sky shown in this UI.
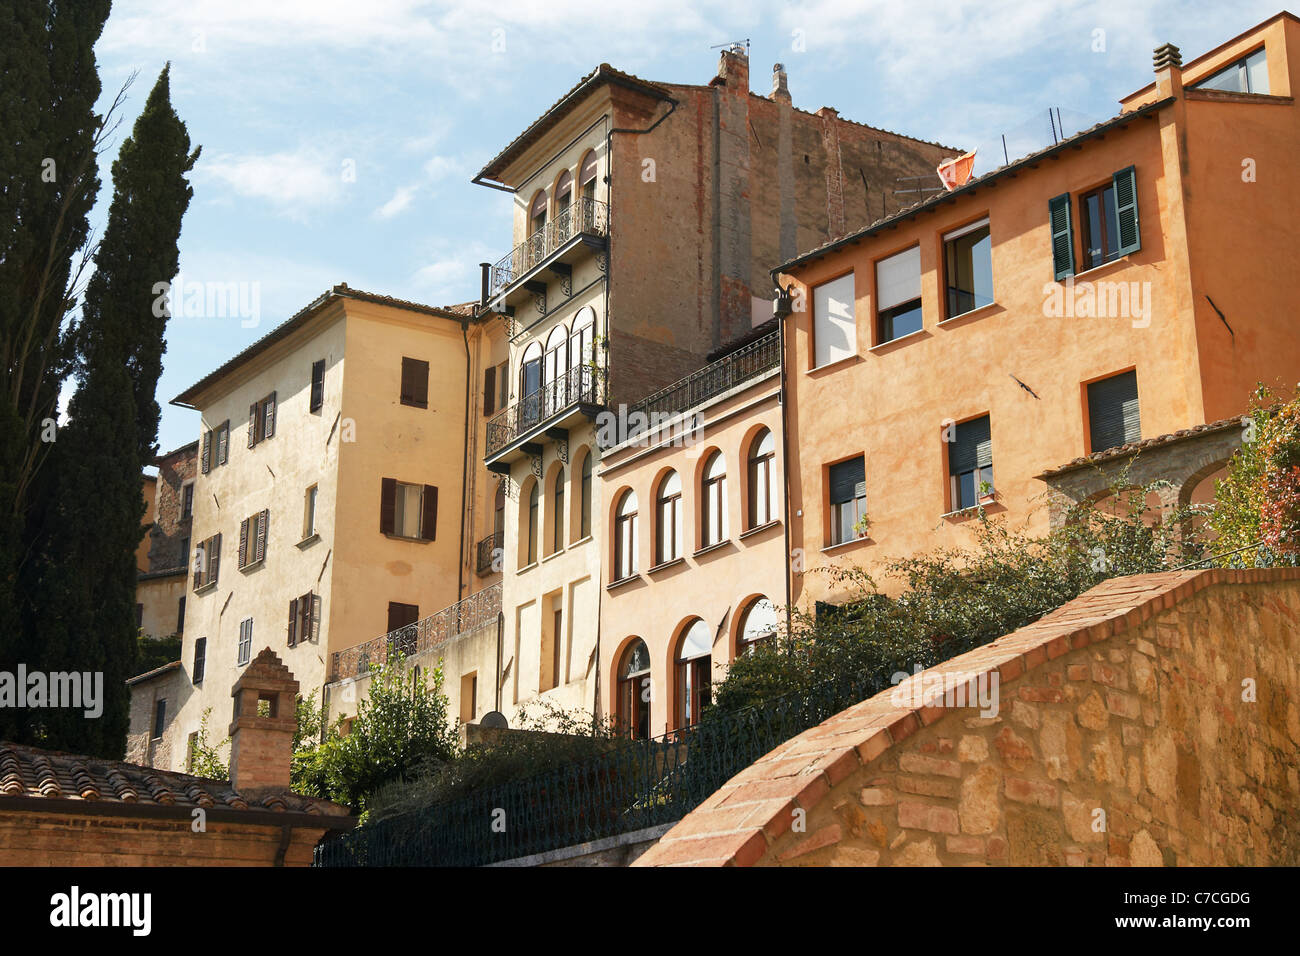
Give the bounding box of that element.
[87,0,1282,456]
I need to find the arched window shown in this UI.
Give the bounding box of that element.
[617,639,651,740]
[701,451,727,547]
[525,480,539,566]
[555,170,573,216]
[551,466,565,554]
[737,597,778,656]
[675,618,712,728]
[545,323,568,409]
[529,190,547,236]
[520,341,543,430]
[580,150,599,204]
[493,480,506,537]
[747,428,778,528]
[568,306,596,374]
[614,489,638,581]
[579,449,592,540]
[655,471,682,564]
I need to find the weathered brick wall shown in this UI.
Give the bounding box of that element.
[147,441,199,572]
[636,569,1300,866]
[125,666,183,769]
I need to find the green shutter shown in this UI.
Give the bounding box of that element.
[1112,166,1141,255]
[1048,192,1075,280]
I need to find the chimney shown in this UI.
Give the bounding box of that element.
[713,42,749,93]
[770,63,791,103]
[228,648,299,792]
[1153,42,1183,98]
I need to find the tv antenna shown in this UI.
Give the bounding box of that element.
[710,38,750,57]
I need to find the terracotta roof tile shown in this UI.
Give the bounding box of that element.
[1037,415,1244,478]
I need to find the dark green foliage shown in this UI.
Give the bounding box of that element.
[135,633,181,674]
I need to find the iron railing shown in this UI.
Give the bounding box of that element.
[475,530,503,574]
[485,363,603,457]
[606,328,781,448]
[314,664,897,867]
[329,584,501,682]
[490,197,609,294]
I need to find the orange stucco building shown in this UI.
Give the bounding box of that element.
[774,12,1300,608]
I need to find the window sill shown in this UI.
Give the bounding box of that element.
[541,548,565,563]
[383,533,432,544]
[806,353,861,377]
[739,519,781,540]
[648,556,686,574]
[517,561,538,575]
[193,582,217,595]
[820,536,872,555]
[239,560,265,574]
[1067,256,1133,282]
[569,535,594,548]
[400,400,429,409]
[296,533,321,550]
[938,301,999,327]
[941,497,1004,522]
[869,328,927,354]
[606,574,642,592]
[693,540,731,558]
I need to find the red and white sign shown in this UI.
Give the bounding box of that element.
[937,150,977,191]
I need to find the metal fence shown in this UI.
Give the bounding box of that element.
[485,363,603,457]
[490,197,609,294]
[314,664,895,867]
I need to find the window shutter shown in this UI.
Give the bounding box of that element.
[192,542,205,591]
[264,392,276,439]
[310,360,325,412]
[380,478,397,534]
[208,533,221,586]
[828,458,865,505]
[1088,370,1141,453]
[421,485,438,541]
[1111,166,1141,256]
[1048,192,1075,280]
[248,403,258,447]
[288,597,298,647]
[201,431,212,474]
[949,417,993,474]
[218,422,229,464]
[401,358,430,407]
[484,365,496,415]
[238,518,249,568]
[256,509,268,562]
[311,593,321,642]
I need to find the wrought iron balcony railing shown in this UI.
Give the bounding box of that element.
[329,583,501,682]
[485,363,604,458]
[608,328,781,447]
[475,530,503,574]
[490,197,609,295]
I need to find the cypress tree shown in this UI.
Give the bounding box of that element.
[29,64,199,756]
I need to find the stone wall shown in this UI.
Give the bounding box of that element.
[147,440,199,573]
[635,568,1300,866]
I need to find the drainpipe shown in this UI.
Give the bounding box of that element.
[459,320,471,602]
[771,270,795,640]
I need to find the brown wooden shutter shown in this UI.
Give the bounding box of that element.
[310,593,321,641]
[421,485,438,541]
[288,597,298,647]
[210,533,221,585]
[401,358,429,407]
[238,518,249,568]
[264,392,276,438]
[218,421,230,464]
[192,542,204,591]
[256,509,268,562]
[248,403,258,447]
[380,478,397,534]
[201,431,212,474]
[310,360,325,412]
[483,366,496,415]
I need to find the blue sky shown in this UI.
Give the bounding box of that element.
[88,0,1282,456]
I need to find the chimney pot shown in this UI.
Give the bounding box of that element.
[1153,43,1182,71]
[228,648,299,793]
[771,63,790,102]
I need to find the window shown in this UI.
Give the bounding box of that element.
[812,272,857,368]
[943,218,993,318]
[192,533,221,590]
[526,480,539,565]
[1088,370,1141,453]
[387,601,419,633]
[181,482,194,519]
[179,536,189,567]
[1049,167,1140,278]
[248,392,276,447]
[747,428,778,527]
[152,699,166,740]
[542,602,563,691]
[177,596,186,634]
[555,170,573,216]
[614,489,638,580]
[192,637,206,685]
[656,471,683,564]
[1192,48,1268,94]
[288,592,320,647]
[310,359,326,412]
[199,421,230,473]
[303,484,318,539]
[617,639,651,740]
[948,415,994,511]
[675,619,712,728]
[580,150,599,202]
[400,357,429,408]
[483,364,497,416]
[237,618,253,666]
[498,361,510,410]
[136,603,143,628]
[520,342,543,430]
[569,307,595,376]
[529,190,548,235]
[493,480,506,538]
[701,452,727,547]
[737,597,778,656]
[551,466,565,554]
[876,246,923,342]
[460,672,478,724]
[579,449,592,540]
[828,456,866,545]
[380,478,437,540]
[545,324,567,406]
[238,509,269,570]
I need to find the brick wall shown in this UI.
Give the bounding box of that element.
[147,441,199,572]
[635,568,1300,866]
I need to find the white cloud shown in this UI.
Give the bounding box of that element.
[375,184,419,219]
[200,149,344,220]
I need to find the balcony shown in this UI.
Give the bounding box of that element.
[489,197,609,303]
[329,583,501,683]
[485,362,605,466]
[475,530,503,575]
